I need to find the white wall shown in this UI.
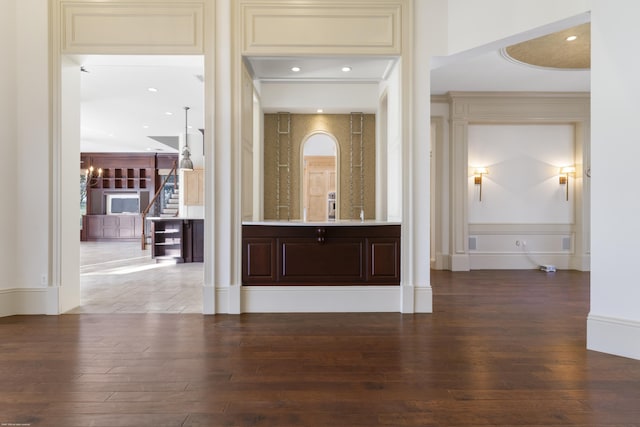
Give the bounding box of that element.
[588,1,640,359]
[0,0,18,290]
[467,124,576,269]
[16,0,49,290]
[468,124,575,223]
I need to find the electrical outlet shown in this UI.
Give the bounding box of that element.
[41,274,47,285]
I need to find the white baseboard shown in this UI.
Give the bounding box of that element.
[571,254,591,271]
[431,253,450,270]
[203,286,215,314]
[451,254,470,271]
[1,286,433,316]
[0,288,59,317]
[414,286,433,313]
[239,286,400,313]
[587,314,640,360]
[469,254,572,270]
[211,285,433,314]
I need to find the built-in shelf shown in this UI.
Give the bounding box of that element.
[150,218,204,263]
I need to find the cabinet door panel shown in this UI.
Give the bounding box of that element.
[86,216,105,239]
[184,168,204,205]
[367,238,400,283]
[243,238,276,283]
[280,238,363,282]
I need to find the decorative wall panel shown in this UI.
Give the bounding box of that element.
[61,3,204,54]
[241,3,402,55]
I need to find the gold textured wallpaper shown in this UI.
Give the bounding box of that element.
[264,113,376,220]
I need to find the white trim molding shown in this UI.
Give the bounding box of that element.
[588,314,640,361]
[468,223,578,270]
[0,288,59,317]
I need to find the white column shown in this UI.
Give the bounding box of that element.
[449,116,470,271]
[206,0,240,314]
[403,0,432,312]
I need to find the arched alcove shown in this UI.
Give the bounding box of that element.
[301,133,339,221]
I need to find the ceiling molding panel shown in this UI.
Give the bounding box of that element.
[61,2,204,54]
[448,92,590,122]
[240,1,403,55]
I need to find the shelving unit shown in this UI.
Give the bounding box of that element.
[150,218,204,263]
[91,167,153,189]
[81,153,161,242]
[151,219,184,262]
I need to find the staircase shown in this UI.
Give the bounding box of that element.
[161,186,180,217]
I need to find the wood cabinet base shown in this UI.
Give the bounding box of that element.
[242,225,400,286]
[82,214,142,241]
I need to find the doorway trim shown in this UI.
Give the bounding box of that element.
[49,0,212,314]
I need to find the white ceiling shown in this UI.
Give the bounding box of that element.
[80,55,204,153]
[430,49,589,95]
[246,56,396,82]
[79,32,590,153]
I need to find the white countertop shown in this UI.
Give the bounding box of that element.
[242,220,400,226]
[147,217,204,221]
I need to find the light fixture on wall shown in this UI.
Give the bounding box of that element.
[180,106,194,171]
[85,165,102,187]
[559,166,575,201]
[473,167,488,201]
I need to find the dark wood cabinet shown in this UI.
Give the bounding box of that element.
[242,224,400,286]
[151,218,204,263]
[81,153,161,242]
[83,214,143,241]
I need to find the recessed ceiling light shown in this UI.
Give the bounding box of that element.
[566,35,577,41]
[317,109,324,113]
[148,87,158,92]
[142,125,149,129]
[291,66,301,72]
[342,66,352,72]
[165,111,173,116]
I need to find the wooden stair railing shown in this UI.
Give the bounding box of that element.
[141,160,178,249]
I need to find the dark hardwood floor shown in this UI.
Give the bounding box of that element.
[1,270,640,426]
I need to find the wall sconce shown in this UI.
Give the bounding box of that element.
[85,166,102,187]
[559,166,575,201]
[474,167,488,201]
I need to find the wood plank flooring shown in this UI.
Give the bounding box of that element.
[2,270,640,426]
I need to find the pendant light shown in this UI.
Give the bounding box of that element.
[179,106,194,170]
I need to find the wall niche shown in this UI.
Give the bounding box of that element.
[263,113,376,220]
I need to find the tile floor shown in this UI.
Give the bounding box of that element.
[68,241,203,314]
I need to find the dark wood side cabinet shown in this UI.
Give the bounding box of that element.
[151,218,204,263]
[242,224,400,286]
[82,214,143,241]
